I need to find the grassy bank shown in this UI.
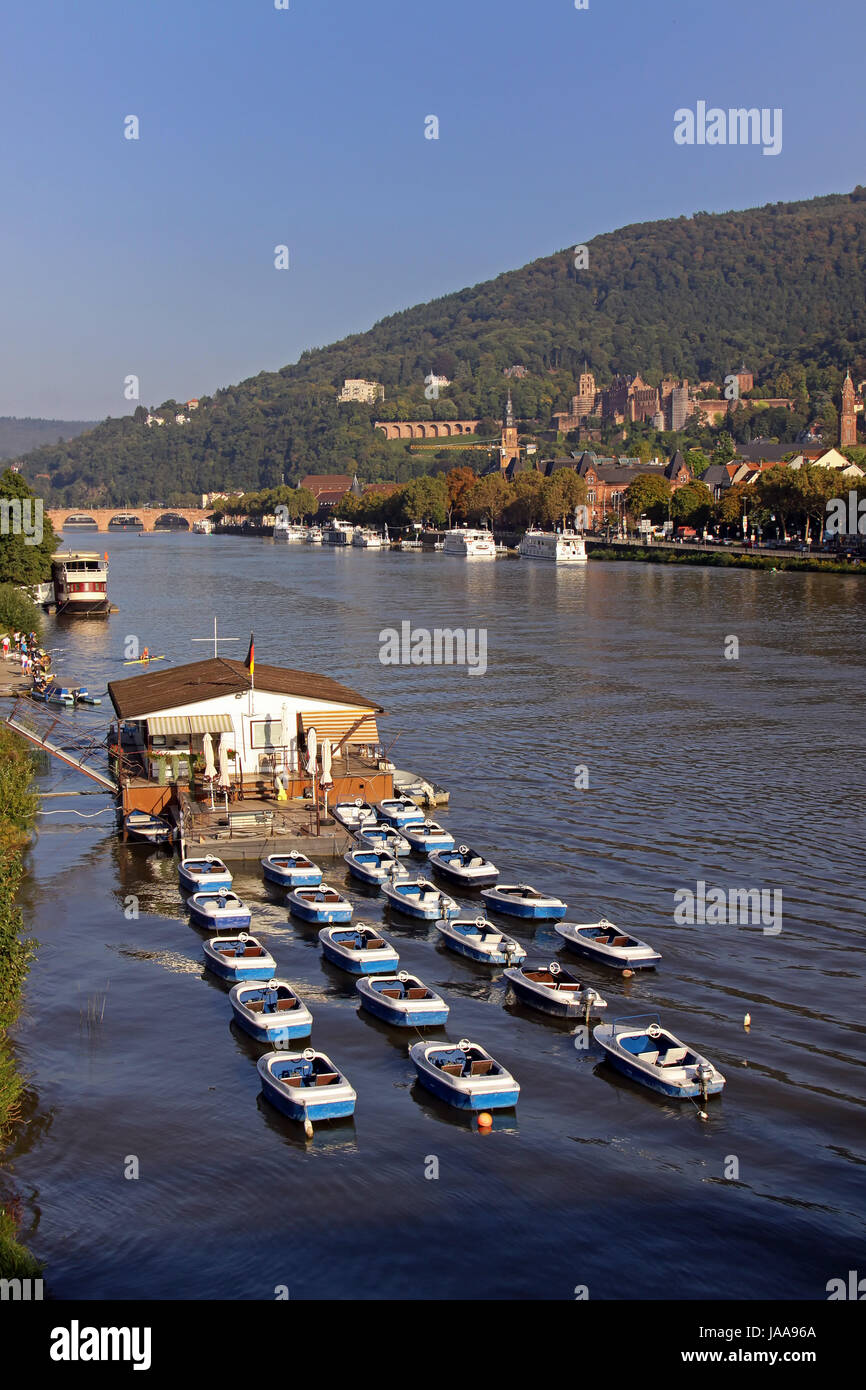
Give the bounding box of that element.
[0,725,40,1277]
[587,544,866,575]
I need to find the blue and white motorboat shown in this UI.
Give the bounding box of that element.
[344,847,410,887]
[402,819,456,855]
[258,1048,356,1125]
[123,810,173,844]
[188,889,251,930]
[429,844,499,889]
[356,971,449,1027]
[261,851,323,889]
[381,876,459,920]
[318,924,399,974]
[231,980,313,1044]
[409,1038,520,1111]
[178,855,233,894]
[72,687,102,705]
[436,917,527,966]
[331,798,378,831]
[44,686,75,707]
[203,933,276,982]
[481,883,566,921]
[555,919,661,970]
[288,885,353,924]
[374,795,426,828]
[593,1015,725,1101]
[355,822,411,857]
[503,962,607,1020]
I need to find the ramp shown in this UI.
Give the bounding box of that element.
[4,698,117,792]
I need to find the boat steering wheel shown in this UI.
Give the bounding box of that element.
[458,844,469,855]
[398,970,409,982]
[458,1038,471,1052]
[548,962,561,975]
[648,1023,662,1039]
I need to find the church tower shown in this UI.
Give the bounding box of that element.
[499,390,520,471]
[840,369,857,448]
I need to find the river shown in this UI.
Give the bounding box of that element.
[4,533,865,1300]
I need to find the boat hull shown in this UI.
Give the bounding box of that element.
[189,903,251,931]
[289,894,353,924]
[261,860,322,888]
[356,981,448,1027]
[555,924,660,969]
[411,1059,519,1110]
[179,866,232,894]
[231,1002,313,1044]
[595,1045,725,1099]
[382,886,458,920]
[504,972,587,1017]
[260,1073,355,1122]
[320,940,399,975]
[481,890,566,921]
[203,944,275,982]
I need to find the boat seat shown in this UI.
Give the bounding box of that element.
[275,998,298,1011]
[366,939,387,949]
[469,1060,494,1076]
[246,1000,265,1013]
[556,982,580,992]
[285,1076,304,1087]
[594,935,611,945]
[315,1073,339,1086]
[636,1050,660,1065]
[406,987,428,1000]
[611,936,630,947]
[381,989,402,999]
[440,1062,463,1075]
[468,857,485,868]
[241,947,265,957]
[660,1047,688,1066]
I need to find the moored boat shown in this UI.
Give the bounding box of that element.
[351,527,385,548]
[261,851,323,889]
[402,819,456,855]
[518,528,587,564]
[178,855,233,894]
[381,876,459,920]
[355,822,411,857]
[356,971,449,1027]
[188,890,251,931]
[503,961,607,1019]
[123,810,173,844]
[442,528,496,559]
[72,687,102,705]
[481,883,566,921]
[429,844,499,888]
[410,1038,520,1110]
[593,1014,725,1100]
[318,924,399,974]
[332,798,378,831]
[231,981,313,1044]
[344,847,410,887]
[435,916,526,966]
[203,933,276,982]
[257,1048,356,1124]
[288,885,353,923]
[375,795,426,828]
[554,919,661,970]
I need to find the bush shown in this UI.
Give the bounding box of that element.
[0,584,41,641]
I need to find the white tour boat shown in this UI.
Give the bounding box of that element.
[442,527,496,558]
[518,529,587,564]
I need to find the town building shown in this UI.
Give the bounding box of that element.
[338,379,385,404]
[301,474,355,508]
[840,370,858,447]
[499,391,520,472]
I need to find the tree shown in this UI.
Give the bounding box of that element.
[503,469,546,528]
[464,474,510,526]
[686,448,710,477]
[670,480,713,529]
[0,470,57,586]
[712,432,737,465]
[752,465,801,538]
[795,464,844,544]
[624,473,671,523]
[445,466,477,523]
[715,481,754,533]
[393,475,447,526]
[541,470,587,528]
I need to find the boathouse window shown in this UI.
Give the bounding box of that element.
[250,719,285,749]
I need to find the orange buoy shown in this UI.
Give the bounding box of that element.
[622,968,634,978]
[477,1111,493,1130]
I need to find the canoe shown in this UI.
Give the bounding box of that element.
[261,852,323,889]
[178,855,232,894]
[593,1015,725,1100]
[555,919,661,970]
[481,883,566,921]
[436,917,526,966]
[188,890,251,930]
[355,823,411,857]
[258,1048,356,1124]
[318,924,399,975]
[374,795,426,828]
[381,876,459,920]
[402,819,456,855]
[288,885,353,924]
[203,933,276,982]
[231,980,313,1044]
[503,962,607,1019]
[344,847,411,887]
[410,1039,520,1111]
[331,798,378,831]
[122,654,168,666]
[429,844,499,888]
[356,971,449,1027]
[123,811,172,844]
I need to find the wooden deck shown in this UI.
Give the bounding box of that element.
[174,788,356,862]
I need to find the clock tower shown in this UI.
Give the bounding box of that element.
[499,391,520,471]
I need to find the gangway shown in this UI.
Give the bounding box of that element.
[4,697,118,793]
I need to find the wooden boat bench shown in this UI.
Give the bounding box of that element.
[406,987,428,999]
[470,1059,494,1076]
[440,1062,464,1075]
[315,1073,340,1086]
[381,989,402,999]
[611,936,630,947]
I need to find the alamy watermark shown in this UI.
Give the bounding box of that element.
[826,491,866,536]
[674,103,782,157]
[0,496,43,545]
[379,622,487,676]
[674,880,782,935]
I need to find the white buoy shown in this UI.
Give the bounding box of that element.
[744,1012,751,1029]
[698,1110,708,1122]
[304,1119,314,1139]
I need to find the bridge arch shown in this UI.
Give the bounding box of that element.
[153,512,190,531]
[63,513,98,529]
[107,513,144,530]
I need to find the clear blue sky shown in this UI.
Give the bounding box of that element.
[1,0,863,419]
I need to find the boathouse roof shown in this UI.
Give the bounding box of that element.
[108,658,384,721]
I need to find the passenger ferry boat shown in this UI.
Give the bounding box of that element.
[273,520,306,542]
[351,528,384,548]
[304,526,323,544]
[192,519,213,534]
[323,519,354,545]
[442,527,496,558]
[519,529,587,564]
[51,551,110,616]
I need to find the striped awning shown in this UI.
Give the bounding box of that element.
[147,713,234,735]
[298,709,380,744]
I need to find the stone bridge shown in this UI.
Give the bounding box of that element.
[47,507,212,533]
[374,420,480,440]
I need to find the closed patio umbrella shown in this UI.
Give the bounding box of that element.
[218,733,231,789]
[321,738,333,787]
[202,732,216,780]
[306,727,317,776]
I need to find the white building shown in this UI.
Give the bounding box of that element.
[338,378,385,404]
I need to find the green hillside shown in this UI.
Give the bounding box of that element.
[18,188,866,506]
[0,417,98,460]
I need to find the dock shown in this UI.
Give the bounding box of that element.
[175,788,356,862]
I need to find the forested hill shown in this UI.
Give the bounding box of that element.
[0,417,98,460]
[17,187,866,507]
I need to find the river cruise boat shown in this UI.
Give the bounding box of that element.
[442,527,496,558]
[51,551,110,616]
[304,526,323,544]
[323,519,354,545]
[518,529,587,564]
[351,528,385,548]
[273,520,306,542]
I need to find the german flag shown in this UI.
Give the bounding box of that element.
[245,634,254,682]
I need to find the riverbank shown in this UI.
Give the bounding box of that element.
[0,725,41,1278]
[586,542,866,575]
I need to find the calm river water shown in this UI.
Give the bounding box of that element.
[4,534,865,1300]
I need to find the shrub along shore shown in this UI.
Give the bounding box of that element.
[586,543,865,575]
[0,725,41,1278]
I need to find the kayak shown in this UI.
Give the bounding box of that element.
[122,655,169,666]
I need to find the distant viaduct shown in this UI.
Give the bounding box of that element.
[47,507,212,533]
[374,420,480,440]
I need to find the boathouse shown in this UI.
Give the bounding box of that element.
[107,657,392,820]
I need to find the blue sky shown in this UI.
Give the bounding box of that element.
[1,0,863,419]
